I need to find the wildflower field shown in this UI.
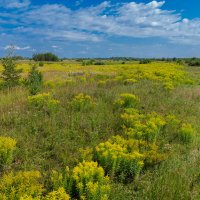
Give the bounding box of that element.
[0,60,200,199]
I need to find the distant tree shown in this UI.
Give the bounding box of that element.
[26,65,43,95]
[139,59,151,64]
[32,52,59,62]
[1,47,22,88]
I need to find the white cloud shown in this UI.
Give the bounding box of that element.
[0,0,30,8]
[1,1,200,45]
[4,45,31,50]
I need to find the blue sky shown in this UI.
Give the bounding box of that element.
[0,0,200,58]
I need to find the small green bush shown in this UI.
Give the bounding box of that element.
[39,62,44,67]
[0,136,16,170]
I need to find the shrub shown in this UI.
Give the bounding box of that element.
[94,136,165,183]
[26,66,43,95]
[28,93,60,114]
[178,123,196,144]
[39,62,44,67]
[45,187,70,200]
[114,93,139,109]
[121,109,166,143]
[72,161,110,200]
[0,136,16,170]
[0,171,43,199]
[71,93,96,111]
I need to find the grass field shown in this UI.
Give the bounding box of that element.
[0,60,200,199]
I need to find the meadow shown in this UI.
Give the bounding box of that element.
[0,60,200,199]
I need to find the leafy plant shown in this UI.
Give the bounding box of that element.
[28,93,60,114]
[0,171,43,199]
[94,136,165,183]
[44,187,70,200]
[0,136,16,170]
[114,93,140,109]
[71,93,96,111]
[72,161,110,200]
[121,109,166,143]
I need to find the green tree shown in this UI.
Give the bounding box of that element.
[1,48,22,88]
[32,52,59,62]
[27,65,43,95]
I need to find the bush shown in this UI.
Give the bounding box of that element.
[0,136,16,170]
[121,109,166,143]
[72,161,110,200]
[26,66,43,95]
[39,62,44,67]
[71,93,96,111]
[28,93,60,114]
[114,93,140,109]
[0,171,43,199]
[94,136,165,183]
[178,123,196,144]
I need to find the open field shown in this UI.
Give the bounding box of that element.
[0,60,200,199]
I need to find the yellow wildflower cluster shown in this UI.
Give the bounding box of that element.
[94,136,165,183]
[44,187,70,200]
[114,93,140,109]
[0,171,43,199]
[0,136,16,169]
[111,62,192,90]
[28,93,60,113]
[72,161,110,200]
[121,109,166,143]
[71,93,96,111]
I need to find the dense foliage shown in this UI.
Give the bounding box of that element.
[32,53,59,62]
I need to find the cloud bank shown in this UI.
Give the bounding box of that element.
[1,1,200,56]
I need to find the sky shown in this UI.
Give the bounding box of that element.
[0,0,200,58]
